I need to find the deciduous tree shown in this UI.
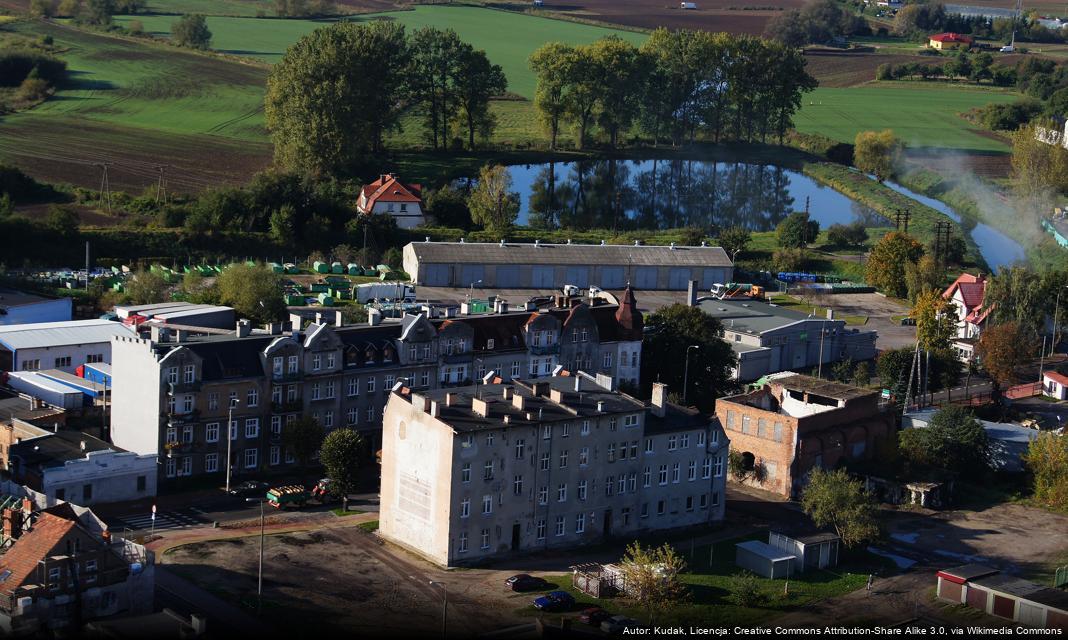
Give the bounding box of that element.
[468,164,519,234]
[1024,432,1068,511]
[800,467,879,548]
[453,44,507,149]
[775,212,819,249]
[898,405,991,475]
[854,129,904,182]
[641,304,737,411]
[529,42,574,150]
[865,231,924,298]
[172,14,212,50]
[124,269,168,305]
[216,263,286,325]
[282,416,324,468]
[911,289,956,352]
[619,542,689,624]
[319,428,363,498]
[976,321,1033,393]
[717,225,751,258]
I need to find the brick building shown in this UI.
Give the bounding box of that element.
[714,375,894,498]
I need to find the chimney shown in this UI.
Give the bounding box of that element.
[264,322,282,335]
[22,498,32,515]
[368,308,383,326]
[80,440,86,451]
[472,397,489,418]
[512,393,527,411]
[445,392,457,407]
[101,528,111,543]
[670,242,676,250]
[190,614,208,637]
[2,508,20,540]
[330,310,342,327]
[429,400,441,418]
[687,280,698,307]
[236,320,251,338]
[531,381,550,397]
[651,382,667,417]
[314,312,324,326]
[826,308,834,320]
[550,388,565,403]
[503,415,511,425]
[596,400,606,412]
[502,387,513,401]
[289,313,303,333]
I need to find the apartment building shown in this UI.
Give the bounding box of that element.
[379,375,728,567]
[714,374,894,498]
[109,295,642,486]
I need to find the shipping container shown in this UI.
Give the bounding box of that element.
[347,263,361,275]
[285,294,306,306]
[313,261,329,274]
[317,294,334,307]
[331,262,344,274]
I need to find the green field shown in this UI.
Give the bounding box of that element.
[794,84,1019,152]
[114,5,646,98]
[143,0,267,16]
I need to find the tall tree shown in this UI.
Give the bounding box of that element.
[898,405,991,475]
[854,129,905,182]
[265,21,408,175]
[171,14,212,50]
[408,27,463,150]
[800,467,879,548]
[320,428,363,499]
[976,321,1033,394]
[564,43,603,149]
[529,42,575,150]
[468,164,519,234]
[776,211,819,249]
[216,263,286,325]
[1012,121,1068,199]
[590,36,644,148]
[282,416,324,469]
[717,225,751,258]
[1024,432,1068,511]
[453,44,507,149]
[125,269,168,305]
[911,289,956,352]
[865,231,924,298]
[641,304,737,411]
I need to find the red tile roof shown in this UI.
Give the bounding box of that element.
[929,32,974,43]
[0,512,76,596]
[943,273,987,311]
[1044,371,1068,387]
[358,174,422,213]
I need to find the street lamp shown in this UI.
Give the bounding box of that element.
[429,580,447,638]
[683,345,699,405]
[467,279,483,301]
[225,398,240,493]
[246,497,265,611]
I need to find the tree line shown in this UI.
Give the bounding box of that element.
[265,21,506,176]
[529,28,817,150]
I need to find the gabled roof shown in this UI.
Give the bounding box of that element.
[359,174,422,212]
[929,32,973,43]
[1043,371,1068,386]
[943,272,989,316]
[0,319,133,351]
[0,511,76,596]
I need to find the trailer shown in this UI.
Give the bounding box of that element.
[266,485,308,509]
[354,282,416,304]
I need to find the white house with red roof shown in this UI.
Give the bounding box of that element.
[943,272,992,362]
[357,173,425,229]
[928,32,974,50]
[1042,371,1068,400]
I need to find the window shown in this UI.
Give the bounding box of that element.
[757,418,768,439]
[726,410,736,430]
[367,377,376,393]
[459,532,468,553]
[511,361,520,378]
[205,453,218,473]
[245,418,259,438]
[710,430,718,446]
[557,483,567,502]
[538,486,548,505]
[323,411,333,428]
[657,500,666,516]
[581,328,589,342]
[539,452,550,471]
[273,356,283,377]
[658,465,668,485]
[774,422,784,443]
[707,457,717,479]
[629,441,638,459]
[270,446,280,465]
[645,438,654,454]
[87,353,104,364]
[697,431,706,447]
[313,354,322,371]
[484,460,494,480]
[688,460,697,481]
[20,359,41,371]
[208,393,219,411]
[700,493,708,509]
[346,408,358,426]
[609,418,617,431]
[643,466,651,487]
[607,443,615,463]
[686,496,694,512]
[182,425,193,443]
[287,385,297,402]
[618,475,626,494]
[460,499,470,518]
[327,353,336,369]
[559,450,568,468]
[166,367,178,384]
[575,513,585,534]
[514,438,525,460]
[482,495,493,514]
[577,480,587,500]
[285,449,295,464]
[542,425,552,440]
[561,423,570,438]
[245,448,258,468]
[165,427,177,444]
[532,330,542,347]
[628,472,637,493]
[325,381,335,399]
[624,414,639,428]
[48,566,61,588]
[672,462,681,483]
[536,519,546,540]
[311,383,321,401]
[742,415,751,435]
[680,434,690,448]
[529,358,539,376]
[166,458,176,478]
[711,491,721,507]
[579,447,589,466]
[486,433,494,447]
[181,395,193,414]
[603,352,612,369]
[462,463,471,483]
[272,386,282,405]
[668,435,678,450]
[640,503,649,518]
[385,375,395,390]
[513,475,524,495]
[555,516,565,536]
[246,387,260,407]
[287,355,299,373]
[366,407,374,422]
[581,420,590,436]
[420,370,429,387]
[271,416,282,435]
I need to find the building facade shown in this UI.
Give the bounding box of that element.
[403,240,733,290]
[0,320,133,375]
[109,297,642,486]
[715,375,893,498]
[0,290,71,326]
[379,376,728,567]
[943,272,991,362]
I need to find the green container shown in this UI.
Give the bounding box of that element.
[286,294,305,306]
[284,263,300,274]
[317,293,334,307]
[331,262,344,274]
[376,264,390,275]
[310,283,329,293]
[269,262,284,273]
[313,261,329,274]
[347,263,360,275]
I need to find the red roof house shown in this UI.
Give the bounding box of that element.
[928,33,974,49]
[943,272,992,341]
[357,174,426,229]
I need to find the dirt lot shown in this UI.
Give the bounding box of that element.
[535,0,803,35]
[803,49,938,88]
[817,291,915,350]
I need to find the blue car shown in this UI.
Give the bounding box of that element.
[533,590,575,611]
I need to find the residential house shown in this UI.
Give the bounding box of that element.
[379,375,728,566]
[943,272,991,362]
[357,174,425,229]
[1043,371,1068,400]
[928,33,974,49]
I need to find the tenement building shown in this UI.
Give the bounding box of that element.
[378,375,729,566]
[714,374,894,498]
[109,294,642,486]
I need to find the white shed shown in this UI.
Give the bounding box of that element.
[735,540,795,579]
[1043,371,1068,400]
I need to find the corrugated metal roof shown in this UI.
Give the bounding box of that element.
[407,241,732,267]
[0,319,133,350]
[7,371,86,396]
[113,301,193,318]
[736,540,796,562]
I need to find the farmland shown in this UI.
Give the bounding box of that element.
[516,0,799,36]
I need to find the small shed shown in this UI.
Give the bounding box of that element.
[936,564,999,604]
[570,563,621,598]
[768,530,840,573]
[1043,371,1068,400]
[735,540,795,579]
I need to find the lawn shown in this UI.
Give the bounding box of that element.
[793,84,1020,153]
[515,536,895,627]
[113,5,646,98]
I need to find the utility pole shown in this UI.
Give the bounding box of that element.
[97,163,112,214]
[84,241,90,291]
[902,340,920,417]
[155,166,168,204]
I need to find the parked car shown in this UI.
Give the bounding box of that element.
[601,615,642,634]
[578,607,611,625]
[505,574,547,592]
[532,591,575,611]
[228,480,268,496]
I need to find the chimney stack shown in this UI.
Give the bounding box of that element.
[314,312,324,326]
[429,400,441,418]
[687,280,698,307]
[80,440,86,451]
[289,313,303,333]
[236,320,251,338]
[335,310,344,328]
[445,392,457,407]
[472,397,489,418]
[368,308,383,326]
[596,400,606,413]
[511,393,527,411]
[826,308,834,320]
[651,382,667,417]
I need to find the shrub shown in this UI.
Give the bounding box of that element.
[772,247,807,272]
[0,50,67,88]
[727,572,766,607]
[127,19,144,35]
[16,77,53,102]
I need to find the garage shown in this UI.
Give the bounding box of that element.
[634,267,658,289]
[1019,602,1046,628]
[734,540,795,579]
[422,264,449,286]
[992,594,1015,619]
[495,265,520,288]
[939,579,963,603]
[600,266,625,289]
[460,265,485,287]
[565,266,589,288]
[966,586,987,610]
[668,268,692,290]
[532,266,555,288]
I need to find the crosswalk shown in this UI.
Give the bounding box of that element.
[109,508,208,533]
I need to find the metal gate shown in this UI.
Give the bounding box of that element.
[495,265,520,288]
[532,266,555,288]
[422,264,449,286]
[1019,602,1045,628]
[634,267,658,289]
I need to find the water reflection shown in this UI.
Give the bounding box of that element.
[493,159,885,232]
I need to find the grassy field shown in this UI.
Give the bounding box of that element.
[794,83,1020,153]
[114,5,646,98]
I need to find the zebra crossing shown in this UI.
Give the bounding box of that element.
[109,508,208,533]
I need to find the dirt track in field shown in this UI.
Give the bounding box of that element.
[532,0,803,35]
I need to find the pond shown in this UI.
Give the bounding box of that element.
[486,159,886,232]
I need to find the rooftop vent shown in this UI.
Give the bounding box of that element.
[499,239,505,247]
[600,240,606,246]
[535,239,540,247]
[425,236,430,242]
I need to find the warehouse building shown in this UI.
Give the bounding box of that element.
[402,241,733,290]
[0,289,72,326]
[0,320,134,375]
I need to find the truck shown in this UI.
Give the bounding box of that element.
[354,282,416,304]
[710,283,766,301]
[266,485,309,509]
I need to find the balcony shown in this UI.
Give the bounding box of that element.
[167,381,202,395]
[272,400,303,413]
[164,410,200,427]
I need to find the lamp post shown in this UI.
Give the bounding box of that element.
[467,279,483,301]
[429,580,447,638]
[246,497,264,611]
[683,345,699,405]
[225,398,240,493]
